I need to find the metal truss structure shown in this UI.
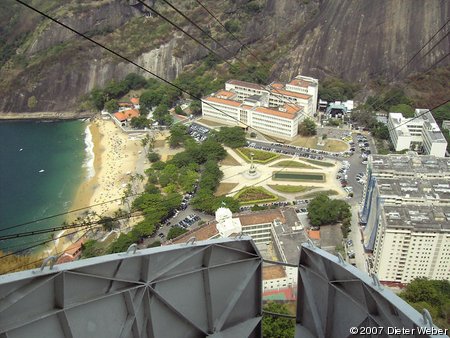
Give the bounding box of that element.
[0,238,262,338]
[296,243,448,338]
[0,237,447,338]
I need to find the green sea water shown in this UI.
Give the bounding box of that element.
[0,120,88,254]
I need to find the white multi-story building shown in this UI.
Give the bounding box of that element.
[388,109,447,157]
[360,153,450,284]
[202,75,319,139]
[372,205,450,284]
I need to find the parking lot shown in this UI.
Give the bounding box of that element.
[188,123,210,142]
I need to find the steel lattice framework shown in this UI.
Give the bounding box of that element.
[0,238,262,338]
[296,243,448,338]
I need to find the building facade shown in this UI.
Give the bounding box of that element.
[360,153,450,284]
[201,75,318,139]
[388,109,447,157]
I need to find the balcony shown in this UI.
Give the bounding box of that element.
[0,237,446,337]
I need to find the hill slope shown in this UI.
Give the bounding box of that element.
[0,0,448,114]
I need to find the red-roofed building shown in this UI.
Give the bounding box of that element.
[202,74,318,139]
[112,109,140,126]
[57,238,86,264]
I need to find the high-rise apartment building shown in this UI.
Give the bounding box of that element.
[361,153,450,284]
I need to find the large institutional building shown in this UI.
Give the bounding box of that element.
[201,75,318,139]
[360,153,450,284]
[388,109,447,157]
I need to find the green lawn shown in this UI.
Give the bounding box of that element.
[234,186,278,204]
[268,184,315,193]
[271,160,315,169]
[273,172,325,182]
[236,147,279,163]
[304,159,335,167]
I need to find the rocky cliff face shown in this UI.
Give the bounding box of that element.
[275,0,449,82]
[0,0,448,114]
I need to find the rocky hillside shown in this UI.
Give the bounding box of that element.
[0,0,448,114]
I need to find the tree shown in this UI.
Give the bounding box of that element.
[432,102,450,126]
[213,126,247,148]
[167,226,188,240]
[153,104,170,124]
[130,116,150,129]
[262,302,295,338]
[299,118,317,136]
[174,105,184,116]
[168,124,188,148]
[189,100,202,115]
[372,122,390,140]
[99,216,119,231]
[400,278,450,330]
[307,194,351,226]
[104,99,119,113]
[81,240,105,258]
[124,73,146,90]
[224,19,240,33]
[147,151,160,163]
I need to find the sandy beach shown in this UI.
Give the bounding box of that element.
[45,118,143,255]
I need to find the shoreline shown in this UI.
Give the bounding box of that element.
[44,118,143,256]
[0,111,94,121]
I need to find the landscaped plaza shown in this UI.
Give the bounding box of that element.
[216,146,346,205]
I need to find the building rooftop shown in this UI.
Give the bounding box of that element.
[376,178,450,201]
[370,153,450,175]
[254,104,302,119]
[113,109,139,122]
[288,79,310,88]
[238,209,285,226]
[203,96,242,107]
[382,205,450,232]
[262,265,286,280]
[226,79,265,91]
[269,87,311,100]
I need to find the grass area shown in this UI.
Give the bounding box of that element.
[300,190,339,199]
[290,136,348,152]
[305,159,335,167]
[220,153,241,166]
[236,147,279,163]
[268,184,316,193]
[214,183,239,196]
[273,172,325,182]
[270,160,316,169]
[234,186,278,204]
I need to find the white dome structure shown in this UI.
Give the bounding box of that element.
[215,207,242,238]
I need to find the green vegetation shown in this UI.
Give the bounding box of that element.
[390,103,414,117]
[211,127,247,148]
[366,87,412,112]
[234,186,278,204]
[168,124,189,148]
[400,278,450,330]
[224,19,240,33]
[268,184,314,193]
[262,302,295,338]
[307,194,351,228]
[130,116,150,129]
[236,147,279,163]
[271,160,315,169]
[147,152,160,163]
[273,172,325,181]
[299,118,317,136]
[98,216,119,232]
[167,226,188,240]
[104,99,119,113]
[319,77,360,102]
[86,73,147,111]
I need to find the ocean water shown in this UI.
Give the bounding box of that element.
[0,120,90,253]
